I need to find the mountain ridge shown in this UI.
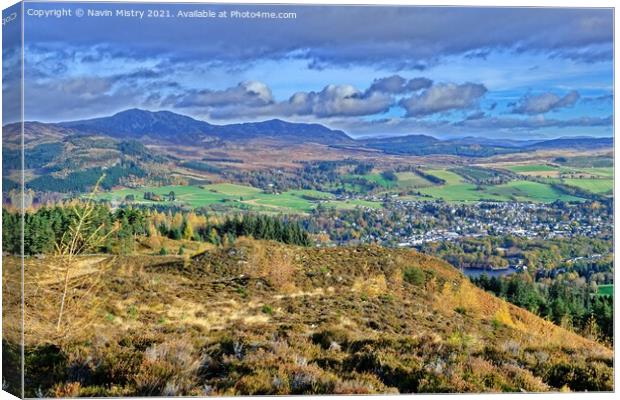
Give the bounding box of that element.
[5,108,613,153]
[56,108,353,145]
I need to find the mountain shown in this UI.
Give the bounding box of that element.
[60,108,215,143]
[361,134,440,147]
[8,109,612,151]
[57,109,352,145]
[8,238,613,396]
[526,136,613,150]
[217,118,352,144]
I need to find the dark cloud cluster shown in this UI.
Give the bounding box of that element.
[511,90,580,114]
[25,5,613,68]
[17,5,612,136]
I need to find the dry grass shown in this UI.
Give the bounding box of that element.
[4,239,613,396]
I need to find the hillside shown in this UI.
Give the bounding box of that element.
[58,109,353,145]
[526,136,613,150]
[4,239,612,396]
[2,110,613,198]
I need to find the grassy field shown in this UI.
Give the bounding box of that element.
[505,164,557,173]
[344,171,398,189]
[485,181,584,202]
[597,284,613,297]
[99,162,605,210]
[100,184,383,213]
[562,179,613,194]
[584,167,614,178]
[395,171,433,189]
[417,169,587,203]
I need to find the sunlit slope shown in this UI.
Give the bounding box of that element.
[10,239,613,396]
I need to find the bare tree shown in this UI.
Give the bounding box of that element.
[54,176,117,331]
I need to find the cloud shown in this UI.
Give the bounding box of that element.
[406,78,434,92]
[23,76,144,121]
[582,93,613,103]
[455,115,612,130]
[206,83,394,119]
[464,111,486,120]
[366,75,408,94]
[168,77,490,120]
[170,81,274,108]
[24,6,612,69]
[511,90,580,114]
[289,85,393,117]
[364,75,434,97]
[399,82,487,117]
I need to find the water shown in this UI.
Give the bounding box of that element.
[460,267,519,278]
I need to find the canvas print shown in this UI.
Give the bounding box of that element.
[1,1,614,397]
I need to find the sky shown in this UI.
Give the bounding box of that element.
[3,2,614,139]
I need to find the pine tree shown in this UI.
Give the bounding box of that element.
[209,228,220,245]
[182,218,194,240]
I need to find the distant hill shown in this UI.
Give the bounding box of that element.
[526,136,613,150]
[57,109,352,145]
[358,134,613,157]
[60,109,215,143]
[7,109,612,152]
[217,118,352,144]
[359,134,517,157]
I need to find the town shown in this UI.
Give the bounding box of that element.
[309,197,612,251]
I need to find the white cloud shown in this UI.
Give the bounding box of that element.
[399,82,487,117]
[511,90,580,114]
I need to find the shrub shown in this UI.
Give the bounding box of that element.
[133,340,204,396]
[403,266,425,286]
[311,328,349,350]
[545,361,613,392]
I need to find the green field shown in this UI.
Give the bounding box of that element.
[99,184,384,213]
[417,169,587,203]
[485,181,584,202]
[322,199,383,210]
[597,284,613,297]
[99,162,606,210]
[395,172,433,189]
[506,164,557,173]
[584,167,613,178]
[344,171,398,189]
[562,179,613,194]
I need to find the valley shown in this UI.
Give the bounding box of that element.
[2,109,614,396]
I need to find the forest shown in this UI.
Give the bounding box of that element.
[2,205,311,256]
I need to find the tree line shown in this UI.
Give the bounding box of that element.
[471,269,613,344]
[3,205,311,255]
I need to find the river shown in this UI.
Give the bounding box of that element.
[460,267,520,278]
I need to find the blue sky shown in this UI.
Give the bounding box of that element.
[5,2,614,139]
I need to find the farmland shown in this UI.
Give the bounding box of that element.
[97,183,386,212]
[98,160,610,212]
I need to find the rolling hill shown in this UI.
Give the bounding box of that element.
[6,109,612,152]
[58,109,353,145]
[5,239,613,396]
